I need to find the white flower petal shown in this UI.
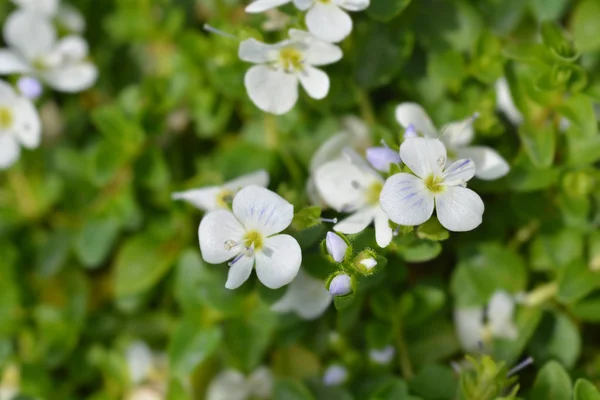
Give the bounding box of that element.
[442,159,475,185]
[306,2,352,43]
[488,291,518,339]
[225,254,255,290]
[0,79,17,100]
[0,50,31,74]
[440,117,474,148]
[57,3,86,33]
[495,78,523,126]
[126,341,154,385]
[395,103,438,138]
[315,159,372,212]
[11,0,59,16]
[224,169,270,191]
[456,146,510,180]
[206,370,248,400]
[288,29,343,66]
[293,0,313,10]
[3,10,56,60]
[454,308,484,352]
[247,367,274,399]
[244,65,298,115]
[0,134,21,170]
[42,62,98,92]
[379,173,435,226]
[374,207,392,248]
[232,185,294,236]
[55,35,89,61]
[272,270,331,319]
[198,210,245,264]
[171,187,222,212]
[298,66,329,100]
[399,137,447,178]
[337,0,370,11]
[255,234,302,289]
[334,207,377,234]
[245,0,291,12]
[238,38,279,63]
[435,186,484,232]
[12,96,41,149]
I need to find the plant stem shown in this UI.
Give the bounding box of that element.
[394,318,414,380]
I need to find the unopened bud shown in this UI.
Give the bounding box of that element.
[329,274,352,296]
[17,77,43,100]
[369,345,395,365]
[366,147,401,172]
[326,232,348,263]
[323,364,348,386]
[359,257,377,270]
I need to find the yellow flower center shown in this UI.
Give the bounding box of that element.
[0,107,13,130]
[244,230,264,251]
[279,47,304,72]
[215,189,234,208]
[424,174,445,194]
[366,181,383,205]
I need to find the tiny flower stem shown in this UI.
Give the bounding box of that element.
[524,282,558,307]
[393,317,414,380]
[508,356,534,377]
[203,24,238,40]
[358,90,376,125]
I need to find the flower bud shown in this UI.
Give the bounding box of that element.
[323,364,348,386]
[326,231,348,263]
[369,345,395,365]
[17,77,43,100]
[404,123,418,139]
[328,274,352,296]
[359,257,377,270]
[366,147,401,172]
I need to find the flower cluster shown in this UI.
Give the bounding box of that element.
[239,0,371,114]
[0,0,97,169]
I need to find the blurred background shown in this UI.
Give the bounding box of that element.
[1,0,600,399]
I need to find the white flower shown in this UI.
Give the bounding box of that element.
[495,78,524,126]
[206,367,273,400]
[172,170,269,213]
[10,0,85,33]
[239,29,342,115]
[125,386,164,400]
[369,345,395,365]
[323,364,348,386]
[246,0,370,43]
[0,79,41,170]
[380,137,484,232]
[0,365,19,400]
[126,341,155,385]
[315,149,393,247]
[359,256,377,270]
[454,291,518,352]
[307,116,371,206]
[198,185,302,289]
[0,10,97,92]
[124,341,168,400]
[271,269,332,319]
[395,103,510,180]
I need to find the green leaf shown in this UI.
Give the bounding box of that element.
[573,0,600,53]
[574,379,600,400]
[113,233,179,298]
[557,261,600,304]
[540,21,579,62]
[530,229,584,272]
[529,0,570,21]
[558,94,598,138]
[168,319,222,379]
[416,218,449,241]
[74,216,120,269]
[492,307,543,365]
[273,379,316,400]
[409,365,456,400]
[367,0,411,22]
[518,122,555,168]
[570,294,600,322]
[529,311,581,369]
[370,378,410,400]
[530,361,572,400]
[91,104,145,154]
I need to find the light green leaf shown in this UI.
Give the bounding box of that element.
[168,319,222,379]
[530,361,572,400]
[574,379,600,400]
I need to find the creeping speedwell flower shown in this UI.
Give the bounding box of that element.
[246,0,369,43]
[0,10,97,92]
[198,185,302,289]
[206,367,273,400]
[271,269,332,320]
[239,29,342,115]
[395,103,510,180]
[315,149,393,247]
[380,137,484,232]
[495,78,524,126]
[454,291,518,352]
[369,345,395,365]
[172,170,269,213]
[10,0,85,33]
[0,79,41,169]
[323,364,348,386]
[124,341,167,400]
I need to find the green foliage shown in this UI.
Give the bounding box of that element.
[1,0,600,399]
